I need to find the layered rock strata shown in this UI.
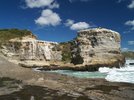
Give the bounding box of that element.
[1,36,62,61]
[71,28,125,67]
[1,28,125,70]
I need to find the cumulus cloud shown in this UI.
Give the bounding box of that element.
[25,0,59,9]
[128,41,134,45]
[70,22,90,30]
[128,0,134,9]
[65,19,90,30]
[64,19,74,26]
[125,20,134,30]
[35,9,61,26]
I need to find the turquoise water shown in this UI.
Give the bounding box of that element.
[34,60,134,83]
[46,70,107,78]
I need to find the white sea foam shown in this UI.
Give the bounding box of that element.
[105,69,134,83]
[99,67,112,73]
[32,67,42,72]
[99,60,134,83]
[34,60,134,84]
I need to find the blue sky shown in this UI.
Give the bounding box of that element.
[0,0,134,51]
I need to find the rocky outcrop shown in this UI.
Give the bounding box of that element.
[0,56,133,100]
[71,28,125,68]
[1,36,62,61]
[1,28,125,70]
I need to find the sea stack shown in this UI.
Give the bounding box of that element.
[71,28,125,68]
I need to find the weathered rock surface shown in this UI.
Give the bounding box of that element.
[71,28,125,68]
[1,28,125,70]
[1,35,62,61]
[0,55,133,100]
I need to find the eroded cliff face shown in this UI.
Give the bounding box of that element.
[1,36,62,61]
[71,28,125,67]
[1,28,125,69]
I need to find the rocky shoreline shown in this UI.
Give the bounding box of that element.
[1,28,125,70]
[0,55,134,100]
[17,59,123,71]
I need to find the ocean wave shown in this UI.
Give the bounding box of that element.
[99,60,134,83]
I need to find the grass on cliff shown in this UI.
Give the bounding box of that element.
[0,28,32,46]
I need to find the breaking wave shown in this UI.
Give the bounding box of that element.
[99,60,134,83]
[34,60,134,84]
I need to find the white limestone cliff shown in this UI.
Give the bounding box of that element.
[71,28,125,67]
[1,28,125,70]
[1,36,62,61]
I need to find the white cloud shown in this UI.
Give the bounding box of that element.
[64,19,74,26]
[125,20,134,30]
[128,0,134,9]
[128,41,134,45]
[65,19,91,31]
[25,0,59,9]
[35,9,61,26]
[70,22,90,30]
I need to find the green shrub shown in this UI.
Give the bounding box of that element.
[60,42,72,62]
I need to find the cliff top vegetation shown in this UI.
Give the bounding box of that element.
[0,28,32,46]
